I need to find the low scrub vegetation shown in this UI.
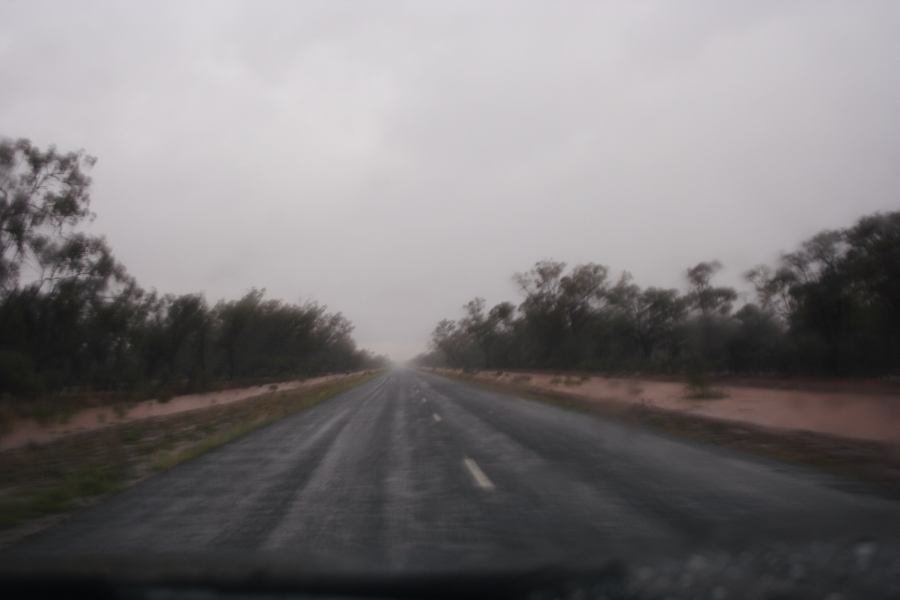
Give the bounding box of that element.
[680,370,727,400]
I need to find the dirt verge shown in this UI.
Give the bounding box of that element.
[451,370,900,445]
[0,373,363,451]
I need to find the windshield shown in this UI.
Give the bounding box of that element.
[1,2,900,598]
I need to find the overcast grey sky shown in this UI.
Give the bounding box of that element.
[2,1,899,360]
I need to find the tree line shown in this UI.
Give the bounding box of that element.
[0,138,385,398]
[415,210,900,377]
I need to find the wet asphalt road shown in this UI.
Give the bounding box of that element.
[10,369,900,572]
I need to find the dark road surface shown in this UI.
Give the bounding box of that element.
[9,370,900,574]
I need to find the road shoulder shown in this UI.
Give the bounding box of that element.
[427,369,900,498]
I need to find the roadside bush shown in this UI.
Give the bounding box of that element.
[0,351,43,398]
[683,371,727,400]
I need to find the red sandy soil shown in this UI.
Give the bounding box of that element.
[0,374,348,451]
[469,371,900,445]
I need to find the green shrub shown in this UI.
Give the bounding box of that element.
[684,371,727,400]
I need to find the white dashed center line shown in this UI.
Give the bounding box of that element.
[463,457,495,491]
[432,413,442,423]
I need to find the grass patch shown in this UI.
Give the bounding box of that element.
[0,466,123,528]
[151,418,265,472]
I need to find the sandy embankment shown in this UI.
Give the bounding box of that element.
[0,374,351,451]
[463,371,900,445]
